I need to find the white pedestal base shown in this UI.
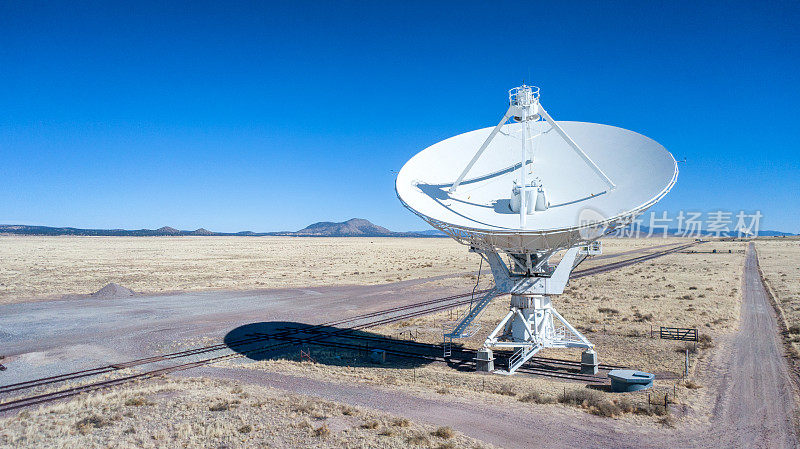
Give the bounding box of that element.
[483,294,594,374]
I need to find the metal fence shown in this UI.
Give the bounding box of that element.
[659,327,698,341]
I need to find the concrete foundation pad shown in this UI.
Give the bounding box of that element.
[475,348,494,372]
[580,349,598,375]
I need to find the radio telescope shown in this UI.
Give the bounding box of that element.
[396,85,677,374]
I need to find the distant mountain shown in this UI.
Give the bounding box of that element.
[293,218,397,237]
[409,229,448,236]
[1,221,794,238]
[0,225,203,237]
[756,230,798,237]
[0,219,448,238]
[611,226,797,238]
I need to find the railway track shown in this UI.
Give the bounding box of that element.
[0,240,698,413]
[266,325,628,371]
[0,294,495,412]
[264,332,611,383]
[572,241,697,278]
[0,290,480,395]
[261,326,624,383]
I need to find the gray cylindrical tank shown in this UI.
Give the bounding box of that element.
[607,369,655,392]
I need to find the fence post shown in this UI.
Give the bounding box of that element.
[684,349,689,378]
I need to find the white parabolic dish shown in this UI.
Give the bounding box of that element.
[396,120,678,253]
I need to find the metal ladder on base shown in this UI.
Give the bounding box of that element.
[442,336,453,358]
[507,343,542,373]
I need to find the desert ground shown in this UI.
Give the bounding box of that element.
[0,235,689,304]
[0,236,482,303]
[0,236,798,448]
[755,238,800,377]
[0,376,490,449]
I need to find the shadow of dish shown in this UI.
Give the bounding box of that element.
[492,199,514,214]
[223,321,474,371]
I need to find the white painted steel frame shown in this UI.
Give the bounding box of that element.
[441,244,594,374]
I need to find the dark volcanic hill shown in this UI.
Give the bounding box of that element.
[293,218,397,237]
[155,226,180,235]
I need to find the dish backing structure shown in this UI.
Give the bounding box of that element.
[396,85,678,374]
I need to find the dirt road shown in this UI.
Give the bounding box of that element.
[0,273,466,386]
[194,243,798,448]
[706,242,798,447]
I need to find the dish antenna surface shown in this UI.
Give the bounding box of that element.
[396,85,677,374]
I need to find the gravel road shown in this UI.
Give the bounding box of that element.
[706,242,798,448]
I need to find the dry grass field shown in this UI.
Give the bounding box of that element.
[755,238,800,359]
[226,240,745,423]
[0,236,480,303]
[0,377,490,449]
[0,235,688,304]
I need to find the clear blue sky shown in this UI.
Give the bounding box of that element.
[1,1,798,233]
